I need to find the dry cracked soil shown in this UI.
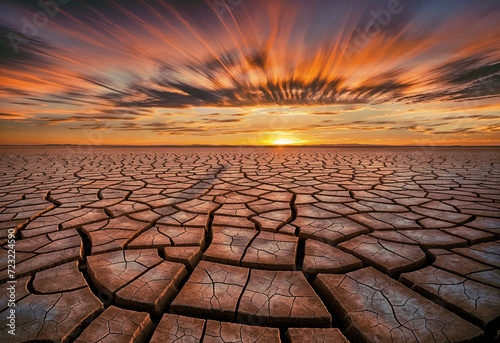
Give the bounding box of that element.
[0,146,499,343]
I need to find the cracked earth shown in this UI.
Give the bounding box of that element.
[0,146,499,343]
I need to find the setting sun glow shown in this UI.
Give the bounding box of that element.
[273,138,299,146]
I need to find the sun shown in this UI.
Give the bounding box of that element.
[272,138,297,145]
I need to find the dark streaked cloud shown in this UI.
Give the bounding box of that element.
[0,23,51,69]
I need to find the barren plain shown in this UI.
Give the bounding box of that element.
[0,146,499,343]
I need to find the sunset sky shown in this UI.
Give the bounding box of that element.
[0,0,499,145]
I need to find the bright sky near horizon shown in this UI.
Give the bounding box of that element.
[1,0,499,145]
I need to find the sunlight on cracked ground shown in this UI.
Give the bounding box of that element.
[0,146,499,343]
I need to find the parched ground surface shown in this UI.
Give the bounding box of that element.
[0,146,499,343]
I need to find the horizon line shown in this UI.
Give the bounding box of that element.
[1,144,500,148]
